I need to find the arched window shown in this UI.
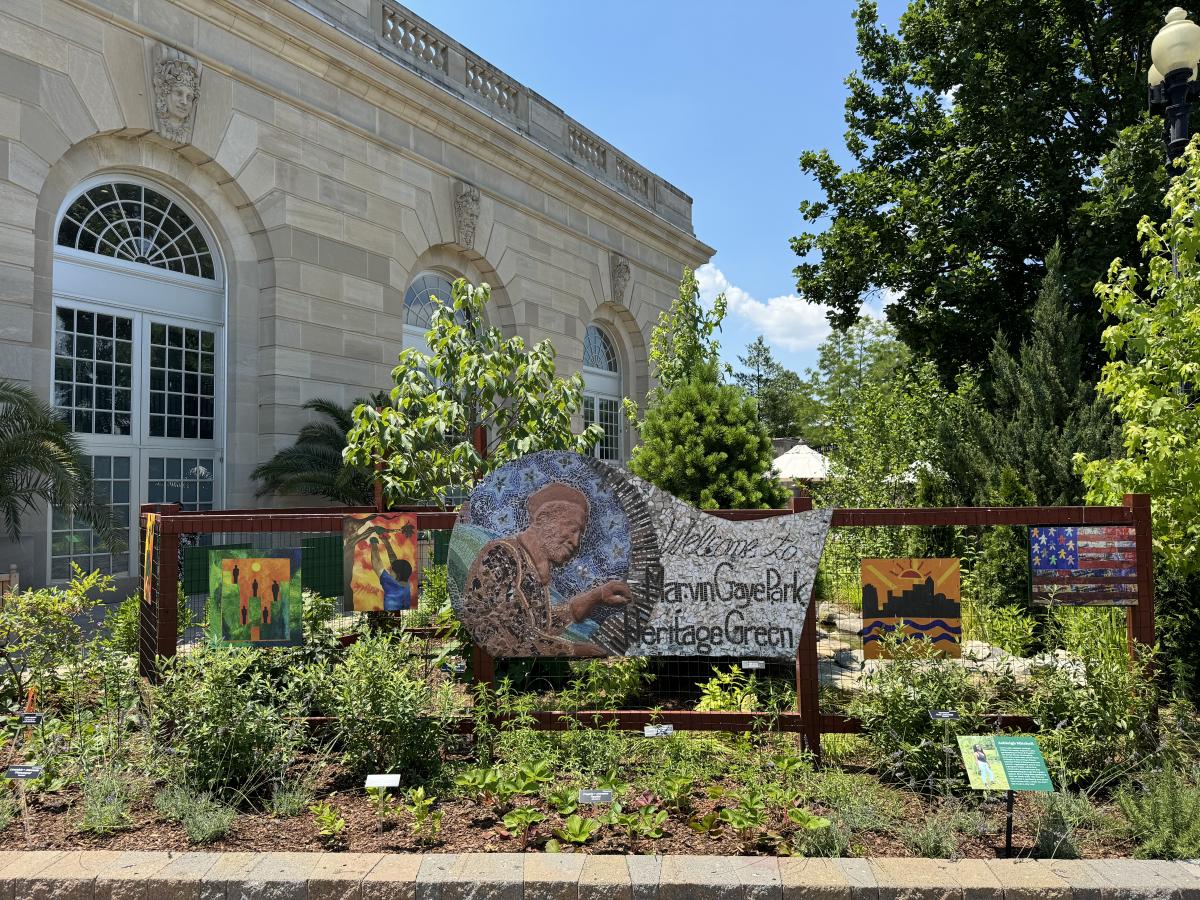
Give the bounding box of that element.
[49,178,224,580]
[56,182,216,279]
[581,325,622,461]
[403,271,471,352]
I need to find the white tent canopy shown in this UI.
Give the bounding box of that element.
[772,442,831,483]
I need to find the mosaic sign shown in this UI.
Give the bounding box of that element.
[344,513,419,612]
[206,549,302,646]
[861,558,961,659]
[448,451,832,659]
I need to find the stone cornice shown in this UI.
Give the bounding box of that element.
[68,0,715,277]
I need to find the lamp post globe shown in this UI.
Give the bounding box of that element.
[1149,8,1200,159]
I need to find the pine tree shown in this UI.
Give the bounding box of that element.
[630,359,788,510]
[734,336,806,439]
[986,243,1115,506]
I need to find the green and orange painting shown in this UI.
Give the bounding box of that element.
[206,549,302,646]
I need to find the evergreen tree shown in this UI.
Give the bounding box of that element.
[630,359,788,510]
[986,244,1115,506]
[734,336,806,439]
[629,272,786,510]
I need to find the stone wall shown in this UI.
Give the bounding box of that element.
[1,850,1198,899]
[0,0,713,585]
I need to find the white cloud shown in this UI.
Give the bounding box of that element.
[695,263,837,352]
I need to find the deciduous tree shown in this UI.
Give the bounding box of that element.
[344,279,601,507]
[792,0,1163,379]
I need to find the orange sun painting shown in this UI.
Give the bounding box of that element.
[861,558,961,659]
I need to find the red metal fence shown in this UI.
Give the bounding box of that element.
[138,493,1154,754]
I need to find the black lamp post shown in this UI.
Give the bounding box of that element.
[1149,8,1200,160]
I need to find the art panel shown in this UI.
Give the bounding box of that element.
[448,451,832,659]
[1029,526,1139,606]
[861,558,961,659]
[206,549,302,646]
[344,513,419,612]
[141,512,156,603]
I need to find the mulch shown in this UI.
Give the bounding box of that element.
[0,771,1133,859]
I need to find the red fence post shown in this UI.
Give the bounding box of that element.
[790,490,822,758]
[1125,493,1156,660]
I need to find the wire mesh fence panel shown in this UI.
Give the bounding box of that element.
[137,497,1153,746]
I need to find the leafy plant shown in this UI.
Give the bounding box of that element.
[547,786,578,817]
[847,632,987,786]
[1033,791,1094,860]
[553,813,602,846]
[904,813,959,859]
[0,794,14,833]
[0,379,123,544]
[403,787,442,846]
[345,278,603,506]
[1117,765,1200,859]
[251,394,388,504]
[366,787,396,828]
[181,797,236,844]
[309,801,346,844]
[720,790,768,849]
[154,645,305,800]
[502,807,545,849]
[455,766,499,805]
[154,784,235,844]
[0,567,110,705]
[78,771,134,835]
[778,807,838,857]
[687,811,723,835]
[655,775,694,813]
[268,781,313,818]
[634,804,668,840]
[330,634,455,780]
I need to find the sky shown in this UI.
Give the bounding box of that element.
[403,0,908,376]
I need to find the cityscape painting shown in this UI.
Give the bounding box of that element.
[861,558,961,659]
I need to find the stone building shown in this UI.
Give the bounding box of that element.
[0,0,713,586]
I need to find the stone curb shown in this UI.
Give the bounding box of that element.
[0,852,1198,900]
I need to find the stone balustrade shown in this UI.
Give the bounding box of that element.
[299,0,696,233]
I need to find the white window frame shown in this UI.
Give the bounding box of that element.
[582,325,623,462]
[48,175,227,581]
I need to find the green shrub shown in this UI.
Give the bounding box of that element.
[181,796,236,843]
[78,771,134,835]
[1027,646,1157,787]
[330,633,456,779]
[268,782,314,818]
[903,812,959,858]
[847,634,988,786]
[0,567,109,706]
[154,783,237,843]
[1033,791,1094,859]
[0,794,14,833]
[1117,765,1200,859]
[560,657,651,710]
[695,666,794,713]
[103,586,191,656]
[154,646,305,800]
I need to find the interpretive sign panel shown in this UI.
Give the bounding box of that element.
[448,451,831,659]
[957,736,1053,792]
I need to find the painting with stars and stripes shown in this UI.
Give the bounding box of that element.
[1028,526,1139,606]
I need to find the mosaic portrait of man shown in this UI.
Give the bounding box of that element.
[461,481,631,657]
